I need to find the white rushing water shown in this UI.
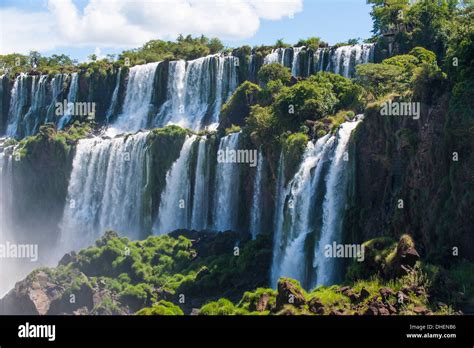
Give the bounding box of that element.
[22,75,49,136]
[58,73,79,129]
[59,132,149,252]
[250,148,264,239]
[263,44,375,78]
[154,135,197,234]
[0,141,14,295]
[155,55,238,130]
[6,73,72,137]
[291,47,304,77]
[110,62,159,135]
[213,132,241,232]
[191,136,210,231]
[106,68,122,123]
[6,74,29,137]
[313,120,361,286]
[271,119,361,288]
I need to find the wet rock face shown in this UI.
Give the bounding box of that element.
[345,93,473,261]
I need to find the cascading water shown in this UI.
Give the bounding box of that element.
[250,148,264,239]
[0,139,32,296]
[263,44,375,78]
[154,135,197,234]
[5,73,71,138]
[20,75,49,137]
[191,136,210,231]
[213,132,241,232]
[59,132,149,252]
[264,48,292,68]
[0,141,14,295]
[291,47,304,77]
[271,119,361,288]
[110,62,159,134]
[313,120,361,286]
[58,73,79,129]
[106,68,122,123]
[46,74,66,123]
[155,55,238,130]
[325,44,375,78]
[6,74,30,137]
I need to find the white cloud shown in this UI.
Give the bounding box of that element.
[0,0,303,54]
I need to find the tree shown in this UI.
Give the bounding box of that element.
[257,63,291,87]
[275,39,290,48]
[208,38,224,54]
[28,51,41,68]
[274,81,338,121]
[367,0,410,35]
[296,37,322,50]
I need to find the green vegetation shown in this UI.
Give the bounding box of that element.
[23,230,271,314]
[136,301,184,315]
[120,35,225,66]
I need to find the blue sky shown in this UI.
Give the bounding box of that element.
[0,0,374,62]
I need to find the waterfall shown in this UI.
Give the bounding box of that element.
[264,48,292,68]
[110,62,159,134]
[59,132,149,252]
[155,55,238,130]
[271,119,361,288]
[0,139,29,296]
[6,74,29,137]
[249,148,264,238]
[45,74,66,124]
[263,44,375,78]
[291,47,304,77]
[106,68,122,123]
[191,137,210,231]
[313,120,361,286]
[0,141,13,295]
[6,73,70,138]
[326,44,375,78]
[271,135,335,287]
[154,135,197,234]
[58,73,79,129]
[212,132,241,232]
[20,75,49,137]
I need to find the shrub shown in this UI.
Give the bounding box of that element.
[136,301,184,315]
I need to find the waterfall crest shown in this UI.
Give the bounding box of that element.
[110,63,159,135]
[263,44,375,78]
[155,55,238,130]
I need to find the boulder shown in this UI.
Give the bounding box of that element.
[0,271,63,315]
[256,293,270,312]
[276,279,306,311]
[308,297,325,314]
